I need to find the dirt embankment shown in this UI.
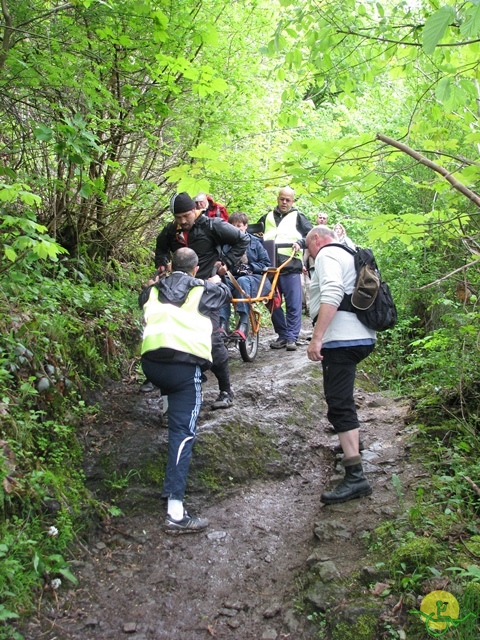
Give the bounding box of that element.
[19,321,412,640]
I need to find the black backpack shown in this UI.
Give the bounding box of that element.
[323,243,397,332]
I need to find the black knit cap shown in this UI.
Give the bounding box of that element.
[170,192,196,214]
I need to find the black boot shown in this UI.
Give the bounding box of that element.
[219,318,229,339]
[321,455,372,505]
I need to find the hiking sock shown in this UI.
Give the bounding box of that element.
[167,499,183,521]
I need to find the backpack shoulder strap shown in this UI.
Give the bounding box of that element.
[316,242,357,312]
[319,242,356,256]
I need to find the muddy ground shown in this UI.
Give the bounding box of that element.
[19,320,415,640]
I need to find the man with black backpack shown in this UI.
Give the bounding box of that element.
[155,192,249,409]
[305,225,376,505]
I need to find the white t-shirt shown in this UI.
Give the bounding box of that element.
[309,245,376,345]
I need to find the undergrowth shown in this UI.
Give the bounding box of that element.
[0,254,147,636]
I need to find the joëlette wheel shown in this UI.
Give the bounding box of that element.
[239,330,259,362]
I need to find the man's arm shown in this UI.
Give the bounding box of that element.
[307,303,338,362]
[154,225,174,268]
[212,220,250,270]
[200,280,232,313]
[139,283,155,309]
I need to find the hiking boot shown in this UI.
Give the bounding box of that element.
[219,318,230,340]
[286,341,297,351]
[270,338,287,349]
[211,390,234,410]
[321,457,372,505]
[163,511,209,534]
[139,380,155,393]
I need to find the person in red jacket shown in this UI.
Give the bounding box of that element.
[195,193,229,222]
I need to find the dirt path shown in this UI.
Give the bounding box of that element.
[20,321,412,640]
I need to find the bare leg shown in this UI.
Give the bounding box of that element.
[338,428,360,459]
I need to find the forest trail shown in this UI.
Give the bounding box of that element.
[20,320,413,640]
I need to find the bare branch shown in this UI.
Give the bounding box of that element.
[376,133,480,208]
[464,476,480,497]
[15,3,74,30]
[337,27,480,48]
[0,0,13,72]
[417,259,480,290]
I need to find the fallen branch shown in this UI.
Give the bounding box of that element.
[464,475,480,497]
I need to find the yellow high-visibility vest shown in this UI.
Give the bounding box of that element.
[264,210,303,260]
[141,285,212,362]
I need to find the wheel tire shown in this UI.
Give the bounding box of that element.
[239,327,259,362]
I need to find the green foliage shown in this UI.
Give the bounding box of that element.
[331,613,378,640]
[391,536,440,574]
[0,200,67,271]
[0,246,144,620]
[103,469,141,491]
[0,0,286,258]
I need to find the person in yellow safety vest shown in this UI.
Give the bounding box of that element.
[139,247,231,534]
[257,186,313,351]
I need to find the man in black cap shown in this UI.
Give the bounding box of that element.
[154,192,249,409]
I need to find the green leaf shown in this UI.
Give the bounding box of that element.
[435,76,451,102]
[118,35,132,47]
[0,166,16,179]
[153,28,168,43]
[274,34,287,50]
[0,605,19,621]
[58,567,78,585]
[34,124,53,142]
[460,3,480,38]
[79,183,94,198]
[324,187,347,201]
[21,191,42,206]
[0,185,17,202]
[202,25,219,46]
[151,10,168,28]
[465,131,480,143]
[4,246,17,261]
[176,176,210,195]
[33,551,41,574]
[423,6,455,55]
[209,77,228,94]
[189,143,218,160]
